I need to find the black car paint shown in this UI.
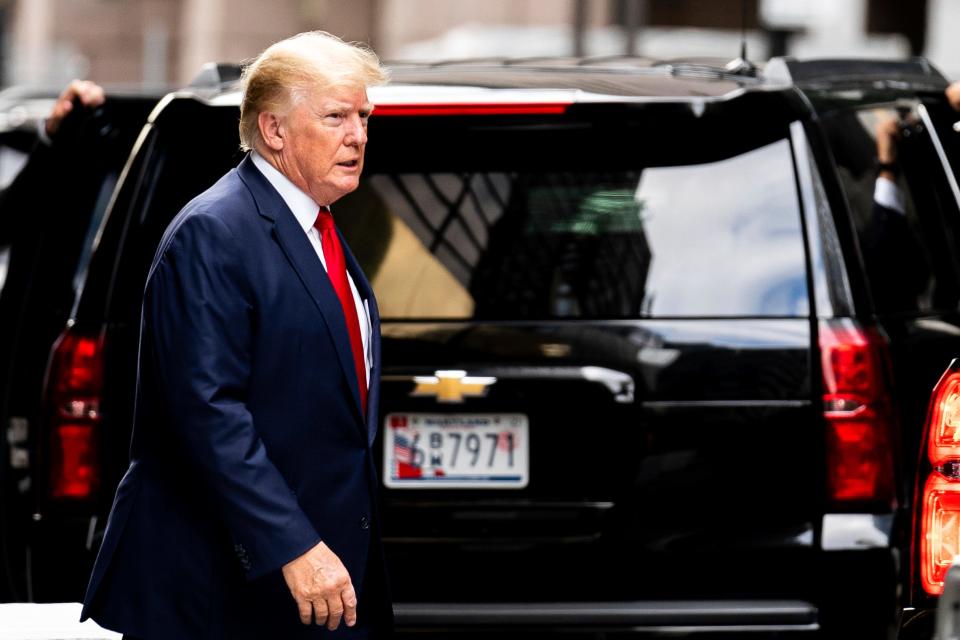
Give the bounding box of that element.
[0,96,159,601]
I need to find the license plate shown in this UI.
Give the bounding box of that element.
[383,413,529,489]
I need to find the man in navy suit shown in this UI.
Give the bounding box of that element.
[80,32,391,638]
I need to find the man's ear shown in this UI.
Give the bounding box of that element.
[258,111,284,151]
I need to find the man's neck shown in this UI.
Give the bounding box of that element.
[250,151,323,232]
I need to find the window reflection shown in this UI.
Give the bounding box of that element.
[338,138,807,319]
[637,139,807,317]
[823,104,960,314]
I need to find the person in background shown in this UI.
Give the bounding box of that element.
[862,109,931,312]
[42,79,104,141]
[861,80,960,312]
[0,79,104,272]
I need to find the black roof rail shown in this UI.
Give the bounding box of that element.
[577,54,758,78]
[387,55,760,83]
[188,62,243,89]
[659,61,757,81]
[502,56,584,66]
[576,54,660,67]
[427,57,513,68]
[765,56,947,87]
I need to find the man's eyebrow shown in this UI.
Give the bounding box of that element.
[315,102,375,114]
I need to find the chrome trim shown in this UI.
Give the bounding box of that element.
[580,366,634,403]
[790,119,854,318]
[85,516,98,552]
[918,103,960,210]
[69,121,156,319]
[393,600,818,629]
[642,399,809,409]
[386,500,614,509]
[821,514,893,550]
[0,245,8,293]
[934,557,960,639]
[385,366,635,403]
[382,534,602,545]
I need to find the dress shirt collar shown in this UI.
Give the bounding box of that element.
[251,151,323,232]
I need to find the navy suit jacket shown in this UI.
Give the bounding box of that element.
[80,155,388,638]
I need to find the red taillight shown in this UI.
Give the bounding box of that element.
[921,472,960,595]
[920,367,960,595]
[928,372,960,466]
[373,102,572,116]
[819,319,896,505]
[44,329,103,500]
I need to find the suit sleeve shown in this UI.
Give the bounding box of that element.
[144,211,320,579]
[862,199,929,313]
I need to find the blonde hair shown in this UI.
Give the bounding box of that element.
[239,31,388,152]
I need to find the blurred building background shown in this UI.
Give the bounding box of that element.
[0,0,959,89]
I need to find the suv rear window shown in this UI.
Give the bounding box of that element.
[339,126,808,319]
[102,101,810,323]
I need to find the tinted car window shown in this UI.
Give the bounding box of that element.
[0,135,34,287]
[339,132,807,319]
[823,103,960,313]
[925,98,960,190]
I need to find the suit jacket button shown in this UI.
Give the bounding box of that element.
[360,516,370,530]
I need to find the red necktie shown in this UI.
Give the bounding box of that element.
[314,208,367,416]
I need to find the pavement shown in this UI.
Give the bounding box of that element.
[0,603,120,639]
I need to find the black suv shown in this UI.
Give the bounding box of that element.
[0,92,160,601]
[17,57,960,637]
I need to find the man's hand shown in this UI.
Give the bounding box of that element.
[46,79,105,137]
[281,541,358,630]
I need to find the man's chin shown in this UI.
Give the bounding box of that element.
[324,181,361,204]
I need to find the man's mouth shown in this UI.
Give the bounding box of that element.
[337,160,359,168]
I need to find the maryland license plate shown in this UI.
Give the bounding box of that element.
[384,413,529,489]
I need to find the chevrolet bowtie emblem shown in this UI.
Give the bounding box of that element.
[411,370,497,403]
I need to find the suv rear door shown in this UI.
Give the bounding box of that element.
[334,95,827,614]
[817,98,960,491]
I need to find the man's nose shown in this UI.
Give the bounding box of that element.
[345,115,367,146]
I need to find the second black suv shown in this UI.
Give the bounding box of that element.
[16,57,960,637]
[0,92,160,601]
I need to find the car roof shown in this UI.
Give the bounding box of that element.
[765,57,950,113]
[173,57,782,110]
[152,55,951,121]
[766,57,947,90]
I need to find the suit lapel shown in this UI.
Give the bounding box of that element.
[237,156,365,425]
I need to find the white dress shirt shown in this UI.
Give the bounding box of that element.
[251,152,371,385]
[874,176,906,216]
